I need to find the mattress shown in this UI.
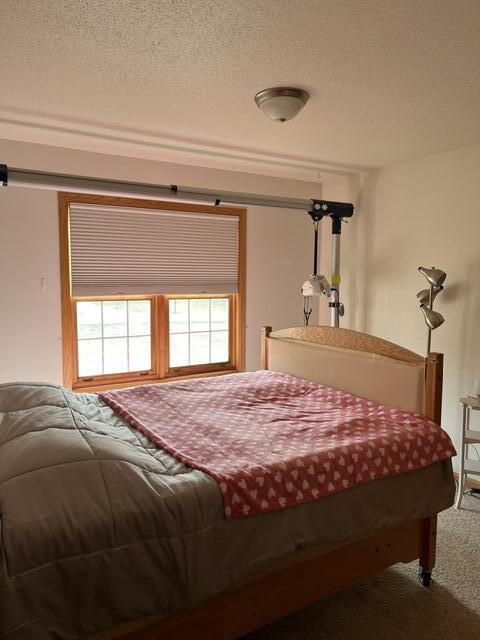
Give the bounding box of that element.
[0,382,455,639]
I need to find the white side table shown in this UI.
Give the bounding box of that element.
[455,396,480,509]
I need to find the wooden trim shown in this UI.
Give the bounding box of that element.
[76,369,240,394]
[71,295,156,302]
[424,352,443,423]
[58,192,243,217]
[157,295,169,378]
[166,363,237,378]
[261,326,272,369]
[150,296,160,378]
[270,326,424,364]
[120,518,426,640]
[59,193,246,389]
[165,293,234,300]
[228,295,235,368]
[236,209,247,371]
[74,372,158,390]
[59,193,75,389]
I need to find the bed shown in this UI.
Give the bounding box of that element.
[0,326,455,640]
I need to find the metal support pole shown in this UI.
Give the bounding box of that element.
[330,233,341,327]
[313,221,319,276]
[427,285,433,354]
[327,213,345,329]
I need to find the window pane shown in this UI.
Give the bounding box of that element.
[77,301,102,339]
[190,332,209,365]
[170,333,189,367]
[78,339,102,376]
[189,299,209,332]
[128,300,150,336]
[168,297,230,371]
[76,298,153,379]
[104,337,128,374]
[211,331,229,363]
[129,336,151,371]
[211,299,229,331]
[169,299,189,334]
[103,301,127,337]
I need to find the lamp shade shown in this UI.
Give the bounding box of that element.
[254,87,309,122]
[418,266,447,287]
[420,304,444,330]
[416,286,443,305]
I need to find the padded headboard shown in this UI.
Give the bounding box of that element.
[261,326,437,416]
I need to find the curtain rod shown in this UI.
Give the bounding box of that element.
[0,165,315,211]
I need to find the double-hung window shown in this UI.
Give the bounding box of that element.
[59,194,245,390]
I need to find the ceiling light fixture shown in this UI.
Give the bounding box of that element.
[254,87,310,123]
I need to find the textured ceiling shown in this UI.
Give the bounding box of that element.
[1,0,480,170]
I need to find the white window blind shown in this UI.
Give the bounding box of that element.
[69,203,240,296]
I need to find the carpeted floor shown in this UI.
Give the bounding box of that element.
[244,495,480,639]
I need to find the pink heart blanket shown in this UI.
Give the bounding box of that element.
[100,370,455,518]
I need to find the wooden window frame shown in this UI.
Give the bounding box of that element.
[59,193,246,392]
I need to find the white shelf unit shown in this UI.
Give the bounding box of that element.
[455,397,480,509]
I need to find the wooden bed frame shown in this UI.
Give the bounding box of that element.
[113,326,444,640]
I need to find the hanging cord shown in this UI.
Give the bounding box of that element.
[303,295,313,326]
[313,220,319,276]
[303,218,319,326]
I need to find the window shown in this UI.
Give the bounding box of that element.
[169,297,229,368]
[76,299,152,376]
[59,194,245,390]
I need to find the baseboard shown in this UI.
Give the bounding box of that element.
[454,472,480,490]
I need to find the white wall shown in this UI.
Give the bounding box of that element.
[246,206,314,367]
[0,187,63,382]
[344,144,480,456]
[0,141,319,383]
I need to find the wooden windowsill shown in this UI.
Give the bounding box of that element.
[73,368,241,394]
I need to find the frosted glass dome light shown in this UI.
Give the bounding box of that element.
[254,87,310,123]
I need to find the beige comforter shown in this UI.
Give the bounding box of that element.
[0,382,455,639]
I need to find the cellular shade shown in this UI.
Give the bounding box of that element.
[69,203,240,296]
